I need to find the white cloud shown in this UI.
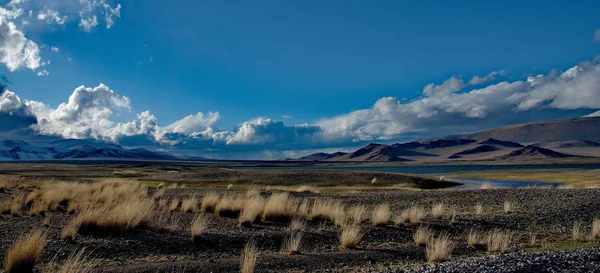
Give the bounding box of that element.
[51,46,59,52]
[594,29,600,42]
[422,76,465,97]
[36,69,49,76]
[0,0,123,72]
[78,14,98,32]
[37,7,67,25]
[0,55,599,157]
[469,70,506,85]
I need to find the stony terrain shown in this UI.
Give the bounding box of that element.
[0,163,599,272]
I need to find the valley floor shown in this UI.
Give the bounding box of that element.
[0,163,599,272]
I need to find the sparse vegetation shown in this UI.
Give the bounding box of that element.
[467,229,485,248]
[414,226,434,246]
[486,230,514,253]
[4,230,46,273]
[475,204,483,216]
[281,232,303,254]
[431,203,445,220]
[0,181,7,192]
[239,195,266,226]
[169,199,180,212]
[241,240,258,273]
[339,225,363,249]
[573,222,583,241]
[371,203,391,226]
[426,233,456,262]
[191,214,211,244]
[503,201,516,213]
[592,218,600,240]
[290,217,307,232]
[346,205,367,225]
[181,196,198,212]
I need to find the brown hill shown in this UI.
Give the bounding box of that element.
[500,145,576,160]
[431,117,600,143]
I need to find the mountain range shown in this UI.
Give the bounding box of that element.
[295,117,600,162]
[0,139,177,161]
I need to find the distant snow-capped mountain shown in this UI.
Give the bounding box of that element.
[0,139,179,161]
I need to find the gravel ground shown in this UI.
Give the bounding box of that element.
[399,247,600,273]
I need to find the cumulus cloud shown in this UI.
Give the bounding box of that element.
[0,55,599,158]
[0,0,122,72]
[36,69,49,76]
[469,70,506,85]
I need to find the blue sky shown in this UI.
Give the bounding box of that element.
[1,0,600,159]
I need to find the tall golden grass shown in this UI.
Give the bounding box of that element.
[413,226,434,246]
[486,230,514,253]
[426,233,455,262]
[241,240,258,273]
[201,192,220,212]
[339,225,363,249]
[371,203,391,226]
[431,203,445,220]
[181,196,198,213]
[4,230,46,273]
[191,214,212,244]
[239,195,266,226]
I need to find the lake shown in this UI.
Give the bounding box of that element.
[236,163,600,189]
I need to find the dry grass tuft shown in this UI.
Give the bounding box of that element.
[61,221,79,241]
[311,199,346,226]
[397,206,426,225]
[29,201,46,216]
[281,232,303,254]
[241,240,258,273]
[4,230,46,273]
[0,181,7,192]
[592,218,600,241]
[191,214,212,244]
[480,183,495,190]
[215,194,244,216]
[169,199,180,212]
[426,233,456,262]
[466,229,485,248]
[486,230,514,253]
[431,203,445,220]
[295,185,318,193]
[152,188,165,200]
[71,198,155,234]
[339,225,363,249]
[346,205,367,225]
[262,192,299,222]
[239,196,266,226]
[25,191,39,207]
[47,248,93,273]
[572,222,583,241]
[371,203,391,226]
[201,192,220,212]
[558,184,576,189]
[503,201,516,213]
[181,196,198,213]
[413,226,434,246]
[10,194,24,217]
[474,204,483,216]
[289,217,307,232]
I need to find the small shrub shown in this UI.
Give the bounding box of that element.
[4,230,46,273]
[281,232,303,254]
[289,217,307,232]
[215,194,244,217]
[466,229,485,248]
[25,191,39,207]
[239,196,266,226]
[191,214,211,244]
[474,204,483,216]
[181,196,198,213]
[426,233,456,262]
[61,221,79,241]
[169,199,180,212]
[414,226,434,246]
[241,240,258,273]
[573,222,583,241]
[480,183,495,190]
[339,225,363,249]
[408,206,426,224]
[371,203,391,226]
[0,182,7,192]
[10,195,24,217]
[200,192,219,212]
[431,203,445,220]
[486,230,514,253]
[503,201,516,213]
[346,205,367,225]
[592,218,600,240]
